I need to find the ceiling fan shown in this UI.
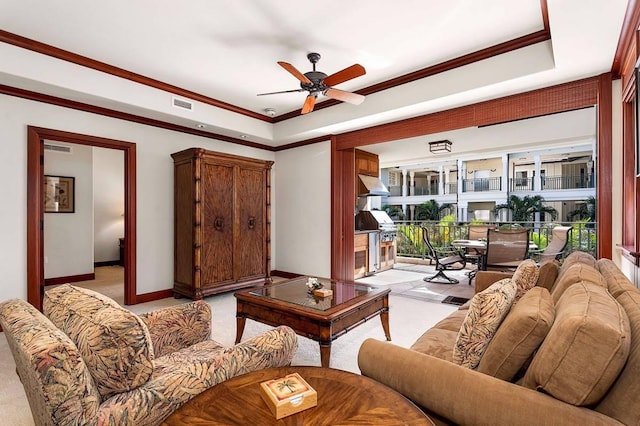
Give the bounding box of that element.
[258,52,366,114]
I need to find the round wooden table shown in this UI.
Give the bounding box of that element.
[161,366,435,425]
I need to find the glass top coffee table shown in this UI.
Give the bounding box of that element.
[235,276,391,368]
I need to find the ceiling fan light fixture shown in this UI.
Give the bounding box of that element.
[429,140,452,154]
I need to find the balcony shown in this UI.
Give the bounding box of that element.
[462,177,502,192]
[509,174,595,191]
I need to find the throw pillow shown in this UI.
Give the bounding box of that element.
[523,282,630,406]
[452,278,517,369]
[511,259,539,302]
[44,284,155,399]
[477,287,555,381]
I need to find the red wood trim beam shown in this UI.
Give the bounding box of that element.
[597,73,613,259]
[540,0,550,34]
[611,0,640,77]
[335,77,599,150]
[0,30,272,122]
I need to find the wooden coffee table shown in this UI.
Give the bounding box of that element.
[161,366,435,425]
[235,276,391,368]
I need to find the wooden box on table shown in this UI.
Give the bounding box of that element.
[259,373,317,419]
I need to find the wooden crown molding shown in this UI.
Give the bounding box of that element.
[0,0,550,124]
[0,29,272,123]
[611,0,640,77]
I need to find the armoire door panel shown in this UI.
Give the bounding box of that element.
[174,161,195,286]
[202,163,234,286]
[236,167,265,279]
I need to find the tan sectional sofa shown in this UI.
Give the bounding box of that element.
[358,252,640,425]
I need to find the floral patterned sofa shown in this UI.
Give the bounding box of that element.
[0,284,298,425]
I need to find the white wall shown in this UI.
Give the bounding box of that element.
[93,148,124,263]
[0,93,276,300]
[44,143,94,278]
[274,142,332,277]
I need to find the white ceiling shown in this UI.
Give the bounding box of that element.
[0,0,630,149]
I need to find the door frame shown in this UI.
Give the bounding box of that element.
[27,126,137,310]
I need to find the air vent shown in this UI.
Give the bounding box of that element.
[172,97,194,111]
[44,143,72,154]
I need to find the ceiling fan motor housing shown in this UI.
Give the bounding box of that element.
[302,71,328,95]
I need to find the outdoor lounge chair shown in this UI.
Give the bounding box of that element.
[421,226,466,284]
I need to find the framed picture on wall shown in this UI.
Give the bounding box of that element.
[44,175,75,213]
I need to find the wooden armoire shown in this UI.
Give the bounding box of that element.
[171,148,273,299]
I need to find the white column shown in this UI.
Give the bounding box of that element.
[409,170,416,196]
[409,204,416,221]
[534,154,542,191]
[438,165,444,195]
[402,169,408,197]
[444,166,450,194]
[502,154,508,193]
[458,159,465,193]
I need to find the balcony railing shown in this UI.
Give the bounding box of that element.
[387,183,457,197]
[509,177,534,191]
[509,175,596,191]
[462,177,502,192]
[389,174,594,197]
[542,175,595,190]
[394,220,597,260]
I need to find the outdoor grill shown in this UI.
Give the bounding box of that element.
[355,210,398,239]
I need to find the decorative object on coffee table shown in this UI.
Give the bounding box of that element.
[260,372,317,419]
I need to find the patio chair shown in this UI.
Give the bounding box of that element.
[482,228,530,272]
[421,226,466,284]
[462,225,494,284]
[529,226,573,264]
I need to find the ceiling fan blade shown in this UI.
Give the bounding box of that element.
[301,95,316,114]
[323,64,366,87]
[324,88,365,105]
[278,61,312,84]
[257,88,305,96]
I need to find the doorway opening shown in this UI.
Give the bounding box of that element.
[27,126,137,310]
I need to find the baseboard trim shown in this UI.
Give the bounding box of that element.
[271,270,304,279]
[94,260,120,267]
[44,273,95,286]
[134,289,174,305]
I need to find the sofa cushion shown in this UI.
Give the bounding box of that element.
[44,284,154,399]
[477,287,554,381]
[432,309,468,332]
[536,260,559,292]
[410,328,457,362]
[598,258,638,298]
[595,289,640,425]
[551,263,607,304]
[452,278,517,369]
[511,259,539,302]
[559,251,597,275]
[523,282,630,406]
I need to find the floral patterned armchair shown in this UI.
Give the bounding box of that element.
[0,284,298,425]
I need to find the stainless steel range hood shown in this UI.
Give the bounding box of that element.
[358,174,390,196]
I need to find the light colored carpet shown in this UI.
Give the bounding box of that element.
[1,264,475,425]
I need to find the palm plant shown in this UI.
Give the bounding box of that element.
[567,196,596,221]
[494,195,557,224]
[415,200,453,221]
